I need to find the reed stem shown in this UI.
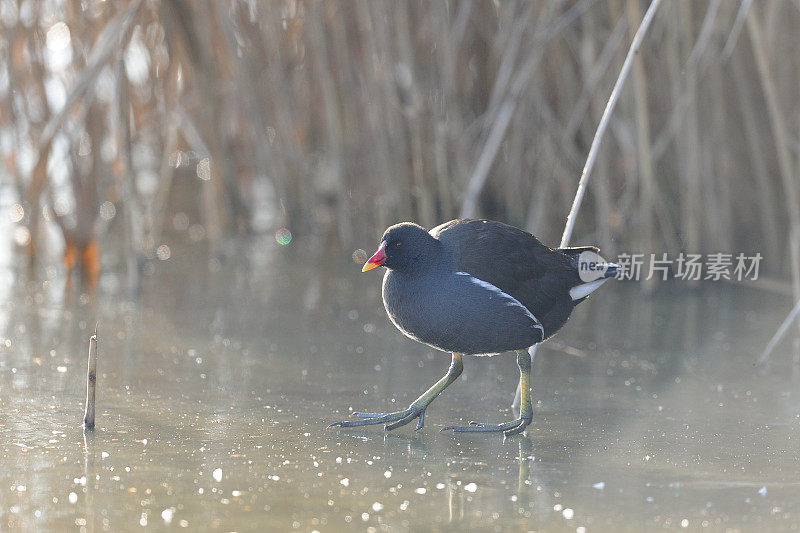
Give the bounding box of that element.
[560,0,663,248]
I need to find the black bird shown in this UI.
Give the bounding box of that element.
[329,219,617,437]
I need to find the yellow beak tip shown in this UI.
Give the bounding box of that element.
[362,262,380,272]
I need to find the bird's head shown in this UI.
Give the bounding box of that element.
[362,222,441,273]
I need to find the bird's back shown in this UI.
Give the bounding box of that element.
[430,219,591,338]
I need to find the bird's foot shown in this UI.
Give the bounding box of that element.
[328,404,427,431]
[442,412,532,438]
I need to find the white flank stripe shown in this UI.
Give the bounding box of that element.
[569,279,607,301]
[455,272,544,336]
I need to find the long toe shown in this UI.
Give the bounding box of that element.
[329,407,422,430]
[468,421,503,428]
[442,416,530,436]
[415,409,426,430]
[384,407,424,431]
[328,412,398,428]
[502,419,529,437]
[351,411,391,419]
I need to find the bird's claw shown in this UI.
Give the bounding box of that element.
[441,413,532,438]
[328,405,427,431]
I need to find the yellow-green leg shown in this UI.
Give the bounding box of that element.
[329,353,463,431]
[442,348,533,438]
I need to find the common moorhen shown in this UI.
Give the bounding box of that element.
[329,219,617,437]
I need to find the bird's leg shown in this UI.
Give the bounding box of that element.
[511,345,536,410]
[442,348,534,438]
[329,353,463,431]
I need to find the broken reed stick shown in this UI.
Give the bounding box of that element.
[559,0,663,249]
[83,328,98,429]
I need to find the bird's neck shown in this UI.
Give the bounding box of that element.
[400,240,453,276]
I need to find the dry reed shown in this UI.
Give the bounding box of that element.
[0,0,798,301]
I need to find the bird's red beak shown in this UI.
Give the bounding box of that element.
[362,241,387,272]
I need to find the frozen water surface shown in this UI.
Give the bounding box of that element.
[2,238,800,531]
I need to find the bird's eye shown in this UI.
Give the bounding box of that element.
[395,242,402,248]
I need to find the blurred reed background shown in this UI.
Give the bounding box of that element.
[1,0,799,296]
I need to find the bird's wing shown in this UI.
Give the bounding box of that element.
[431,219,579,321]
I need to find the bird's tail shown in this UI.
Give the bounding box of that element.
[557,246,619,303]
[558,247,618,276]
[602,263,619,279]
